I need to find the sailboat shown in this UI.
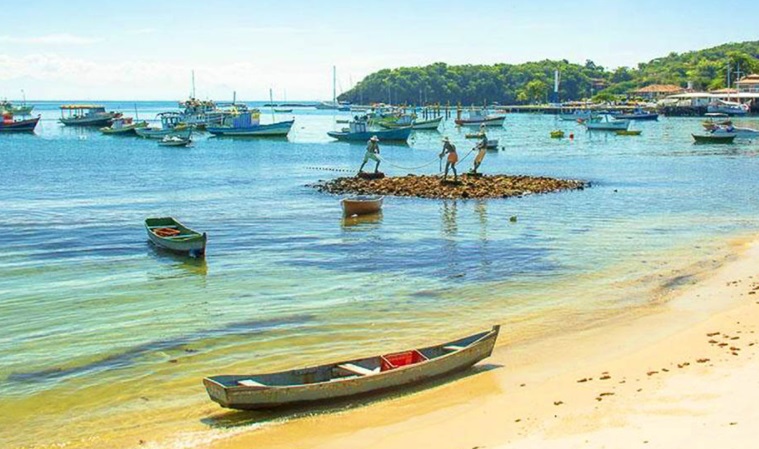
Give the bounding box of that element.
[316,66,350,111]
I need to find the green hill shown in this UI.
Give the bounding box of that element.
[337,41,759,105]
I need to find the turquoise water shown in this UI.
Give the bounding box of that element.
[2,102,759,448]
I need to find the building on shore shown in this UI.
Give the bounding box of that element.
[629,84,686,101]
[736,74,759,93]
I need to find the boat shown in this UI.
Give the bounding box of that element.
[455,109,505,127]
[100,117,148,135]
[203,325,500,410]
[485,139,499,150]
[327,119,412,142]
[158,135,192,147]
[274,108,293,113]
[0,113,40,132]
[0,100,34,116]
[380,115,443,130]
[135,113,193,139]
[145,217,206,257]
[615,130,642,136]
[610,108,658,121]
[559,109,596,121]
[550,130,565,138]
[692,134,736,144]
[341,195,383,217]
[707,99,749,116]
[465,132,485,139]
[207,110,294,137]
[59,104,121,126]
[585,115,630,131]
[709,126,759,138]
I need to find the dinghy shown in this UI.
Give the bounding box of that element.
[341,196,383,217]
[145,217,206,257]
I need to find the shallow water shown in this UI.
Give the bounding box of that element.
[2,102,759,448]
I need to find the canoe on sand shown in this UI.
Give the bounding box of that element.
[203,325,500,410]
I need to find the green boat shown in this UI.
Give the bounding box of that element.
[145,217,207,258]
[100,117,148,135]
[692,133,735,144]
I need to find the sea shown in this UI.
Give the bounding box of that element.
[2,101,759,448]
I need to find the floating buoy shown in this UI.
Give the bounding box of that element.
[569,133,574,140]
[509,216,518,223]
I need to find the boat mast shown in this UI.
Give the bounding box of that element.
[191,70,196,99]
[269,88,275,121]
[20,89,26,106]
[332,65,337,105]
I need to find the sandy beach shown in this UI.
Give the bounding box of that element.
[198,236,759,449]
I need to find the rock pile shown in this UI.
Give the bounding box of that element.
[310,174,588,199]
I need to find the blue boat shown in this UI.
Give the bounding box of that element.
[0,113,40,132]
[207,111,294,137]
[327,119,412,142]
[610,108,659,121]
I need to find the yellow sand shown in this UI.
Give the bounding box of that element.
[195,237,759,449]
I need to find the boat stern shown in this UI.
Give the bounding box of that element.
[203,378,231,407]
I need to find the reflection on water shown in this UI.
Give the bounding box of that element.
[341,212,383,230]
[441,200,458,236]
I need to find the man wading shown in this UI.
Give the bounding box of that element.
[358,135,381,174]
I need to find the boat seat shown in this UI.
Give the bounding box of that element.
[338,363,378,376]
[443,345,466,352]
[160,234,197,239]
[147,225,178,229]
[237,379,267,388]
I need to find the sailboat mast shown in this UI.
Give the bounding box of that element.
[332,65,337,105]
[191,70,196,99]
[269,88,275,121]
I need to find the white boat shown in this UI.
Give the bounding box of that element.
[711,126,759,138]
[585,115,630,131]
[707,99,749,116]
[559,109,596,121]
[136,112,193,139]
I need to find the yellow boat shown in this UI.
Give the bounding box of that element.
[550,130,565,138]
[615,130,642,136]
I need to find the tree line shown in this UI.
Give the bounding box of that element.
[337,41,759,105]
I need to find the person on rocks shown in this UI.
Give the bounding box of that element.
[439,137,458,181]
[472,137,488,175]
[358,135,381,174]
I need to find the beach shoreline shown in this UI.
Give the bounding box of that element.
[199,235,759,449]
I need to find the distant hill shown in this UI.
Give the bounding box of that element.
[337,41,759,105]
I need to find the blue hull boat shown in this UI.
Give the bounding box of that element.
[207,113,294,136]
[327,127,412,142]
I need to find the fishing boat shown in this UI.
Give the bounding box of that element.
[206,110,294,137]
[550,130,565,138]
[380,115,443,130]
[59,105,121,127]
[692,134,736,144]
[145,217,206,257]
[341,195,383,217]
[0,113,40,132]
[203,325,500,410]
[559,109,595,121]
[178,98,224,128]
[615,130,642,136]
[135,113,193,139]
[100,117,148,135]
[709,125,759,138]
[610,108,658,121]
[327,119,412,142]
[585,115,630,131]
[0,100,34,116]
[455,109,505,127]
[274,108,293,113]
[465,132,485,139]
[158,135,192,147]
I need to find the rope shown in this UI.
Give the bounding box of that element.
[377,155,440,171]
[305,166,355,173]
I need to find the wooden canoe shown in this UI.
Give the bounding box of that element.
[341,195,383,217]
[145,217,206,257]
[203,325,500,410]
[692,133,735,144]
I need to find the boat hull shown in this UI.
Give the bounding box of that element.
[207,120,294,137]
[327,127,412,142]
[454,116,505,127]
[692,134,736,144]
[135,127,192,139]
[0,116,40,132]
[610,112,658,120]
[203,326,500,410]
[341,196,383,217]
[145,217,206,257]
[711,127,759,138]
[100,122,148,135]
[59,115,118,127]
[380,116,443,130]
[586,120,630,131]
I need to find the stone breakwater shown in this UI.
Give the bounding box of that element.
[310,174,588,199]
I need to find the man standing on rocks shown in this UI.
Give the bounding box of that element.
[472,138,487,175]
[439,137,458,182]
[358,135,381,174]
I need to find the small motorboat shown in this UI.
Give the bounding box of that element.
[455,110,505,127]
[203,325,500,410]
[692,134,736,144]
[615,130,642,136]
[136,112,193,139]
[465,132,485,139]
[585,115,630,131]
[159,135,192,147]
[379,115,443,130]
[550,130,565,138]
[485,139,499,150]
[328,119,411,142]
[610,108,658,121]
[709,126,759,138]
[145,217,206,257]
[273,108,293,113]
[341,195,384,217]
[100,117,148,135]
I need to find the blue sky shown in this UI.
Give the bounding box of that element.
[2,0,758,100]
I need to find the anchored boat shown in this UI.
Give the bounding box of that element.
[455,109,505,127]
[341,196,383,217]
[100,117,148,135]
[207,110,294,137]
[328,119,411,142]
[136,113,193,139]
[145,217,206,257]
[203,325,500,410]
[692,133,736,144]
[610,108,658,120]
[59,104,121,127]
[0,100,34,116]
[585,115,630,131]
[0,113,40,132]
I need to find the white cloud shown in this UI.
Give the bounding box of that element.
[0,33,100,45]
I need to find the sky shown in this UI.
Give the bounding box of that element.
[2,0,759,101]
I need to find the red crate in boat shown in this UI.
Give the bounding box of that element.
[380,350,427,371]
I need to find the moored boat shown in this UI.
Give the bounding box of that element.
[206,110,294,137]
[273,108,293,113]
[0,113,40,133]
[0,100,34,116]
[136,113,193,139]
[559,109,596,121]
[615,130,642,136]
[341,195,383,217]
[610,108,658,120]
[328,119,411,142]
[380,115,442,130]
[709,125,759,138]
[455,109,505,127]
[585,115,630,131]
[692,133,736,144]
[59,104,121,126]
[550,130,565,138]
[145,217,206,257]
[203,325,500,410]
[158,135,192,147]
[707,99,749,116]
[100,117,148,135]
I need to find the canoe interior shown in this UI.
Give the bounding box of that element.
[207,327,495,389]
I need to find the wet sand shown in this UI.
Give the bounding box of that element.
[198,237,759,449]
